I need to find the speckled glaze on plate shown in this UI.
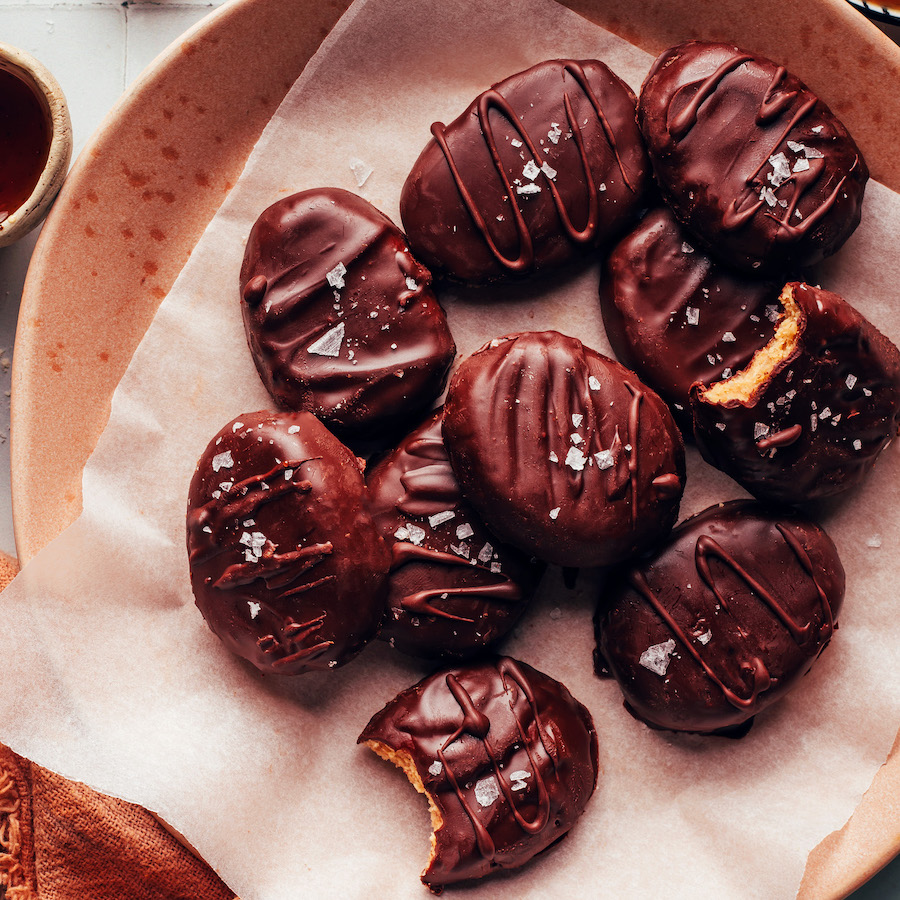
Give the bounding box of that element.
[9,0,900,896]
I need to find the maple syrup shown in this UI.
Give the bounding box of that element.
[0,66,50,225]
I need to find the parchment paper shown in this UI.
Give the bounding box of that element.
[2,0,900,897]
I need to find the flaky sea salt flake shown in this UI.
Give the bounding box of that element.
[405,524,426,546]
[478,542,494,563]
[639,639,676,676]
[428,510,456,528]
[212,450,234,472]
[475,776,500,808]
[509,770,531,791]
[768,152,791,186]
[348,157,373,187]
[456,523,474,540]
[522,160,540,180]
[595,449,614,470]
[307,321,345,357]
[565,445,587,471]
[326,262,347,289]
[549,507,560,520]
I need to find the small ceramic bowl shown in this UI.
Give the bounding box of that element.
[0,42,72,248]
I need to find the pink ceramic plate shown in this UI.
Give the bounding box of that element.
[10,0,900,895]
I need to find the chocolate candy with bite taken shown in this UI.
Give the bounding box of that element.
[359,656,598,889]
[691,282,900,504]
[599,206,779,429]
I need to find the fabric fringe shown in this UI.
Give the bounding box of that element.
[0,767,37,899]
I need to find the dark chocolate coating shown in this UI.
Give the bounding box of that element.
[240,188,455,447]
[691,283,900,504]
[367,411,544,659]
[599,207,779,429]
[638,41,868,273]
[442,331,686,568]
[359,656,598,888]
[400,59,649,284]
[186,410,390,675]
[596,500,844,734]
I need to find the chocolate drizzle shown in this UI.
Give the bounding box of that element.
[596,500,845,734]
[442,332,685,568]
[638,41,868,272]
[624,381,642,527]
[391,543,523,622]
[757,66,797,123]
[186,410,390,675]
[239,188,455,449]
[367,411,541,659]
[358,657,598,888]
[438,661,553,860]
[401,59,649,282]
[668,53,752,139]
[628,568,771,710]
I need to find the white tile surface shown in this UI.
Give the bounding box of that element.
[0,5,126,156]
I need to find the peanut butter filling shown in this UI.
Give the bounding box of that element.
[364,739,443,872]
[701,283,803,405]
